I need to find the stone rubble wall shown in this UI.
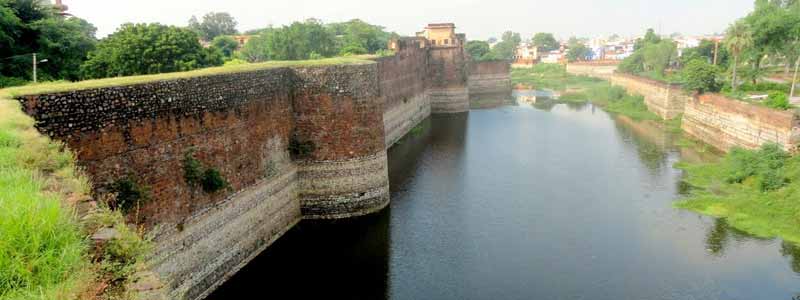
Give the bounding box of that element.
[682,93,800,152]
[15,38,512,299]
[468,60,512,97]
[608,73,690,120]
[565,62,618,79]
[374,42,432,147]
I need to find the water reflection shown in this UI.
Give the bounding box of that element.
[210,93,800,300]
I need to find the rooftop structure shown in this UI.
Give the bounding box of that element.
[416,23,464,48]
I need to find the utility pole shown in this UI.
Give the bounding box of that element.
[32,53,37,83]
[713,39,719,65]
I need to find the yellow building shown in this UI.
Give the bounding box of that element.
[416,23,464,48]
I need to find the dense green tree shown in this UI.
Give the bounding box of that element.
[189,12,238,41]
[531,32,558,52]
[211,35,239,58]
[328,19,394,55]
[81,23,222,79]
[681,59,722,93]
[680,39,730,68]
[465,40,490,60]
[485,31,520,60]
[641,40,676,74]
[0,0,97,86]
[565,38,592,62]
[724,20,754,91]
[238,19,337,62]
[634,28,661,50]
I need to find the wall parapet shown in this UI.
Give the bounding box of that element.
[607,72,689,120]
[682,93,800,152]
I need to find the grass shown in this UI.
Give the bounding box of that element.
[512,65,660,121]
[1,57,373,99]
[0,87,151,298]
[0,100,91,299]
[675,144,800,244]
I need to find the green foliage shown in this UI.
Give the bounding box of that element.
[681,59,721,93]
[565,38,592,62]
[486,31,521,60]
[0,0,97,82]
[676,142,800,243]
[634,28,661,50]
[0,100,91,299]
[81,23,223,79]
[511,64,605,91]
[239,19,393,62]
[0,76,27,88]
[620,29,677,77]
[765,91,791,110]
[465,40,491,60]
[109,176,150,214]
[183,148,228,193]
[83,206,150,284]
[531,32,559,52]
[618,52,645,74]
[680,39,730,68]
[211,35,240,58]
[188,12,238,41]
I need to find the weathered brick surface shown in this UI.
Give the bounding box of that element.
[683,93,800,152]
[429,46,470,113]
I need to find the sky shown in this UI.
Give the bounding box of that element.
[66,0,756,40]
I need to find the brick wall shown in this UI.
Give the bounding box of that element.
[565,63,618,79]
[608,73,690,120]
[429,47,470,113]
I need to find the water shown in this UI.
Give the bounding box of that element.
[209,95,800,300]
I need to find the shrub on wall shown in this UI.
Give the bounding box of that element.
[183,148,229,193]
[289,136,316,159]
[110,177,151,213]
[681,59,721,93]
[764,91,791,110]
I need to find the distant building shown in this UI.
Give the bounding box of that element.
[416,23,464,48]
[54,0,69,15]
[232,35,254,49]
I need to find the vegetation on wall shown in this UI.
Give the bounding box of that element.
[183,148,229,193]
[110,176,151,214]
[288,135,316,159]
[465,40,491,60]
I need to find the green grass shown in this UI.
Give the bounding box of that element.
[1,57,373,99]
[0,100,91,299]
[675,144,800,244]
[511,64,606,91]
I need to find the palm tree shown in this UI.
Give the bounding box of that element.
[724,21,753,92]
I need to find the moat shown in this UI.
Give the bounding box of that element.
[209,94,800,300]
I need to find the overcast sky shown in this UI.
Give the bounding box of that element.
[66,0,755,40]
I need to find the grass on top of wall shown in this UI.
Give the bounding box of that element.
[675,144,800,244]
[511,64,607,91]
[0,99,91,300]
[0,57,373,100]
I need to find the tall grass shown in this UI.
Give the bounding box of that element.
[676,144,800,243]
[0,99,91,300]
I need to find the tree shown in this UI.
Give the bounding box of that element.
[485,31,520,60]
[682,59,721,93]
[680,39,730,68]
[0,0,97,86]
[465,40,490,60]
[634,28,661,50]
[211,35,239,58]
[641,40,676,74]
[565,38,592,62]
[328,19,394,54]
[81,23,223,79]
[724,20,754,91]
[237,19,337,62]
[531,32,558,52]
[189,12,238,41]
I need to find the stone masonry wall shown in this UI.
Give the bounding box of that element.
[683,93,800,152]
[291,65,390,219]
[608,73,690,120]
[565,62,618,79]
[428,46,470,113]
[17,68,302,300]
[375,39,431,147]
[468,60,512,99]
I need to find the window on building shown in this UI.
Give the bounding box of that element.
[432,40,436,45]
[444,39,449,45]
